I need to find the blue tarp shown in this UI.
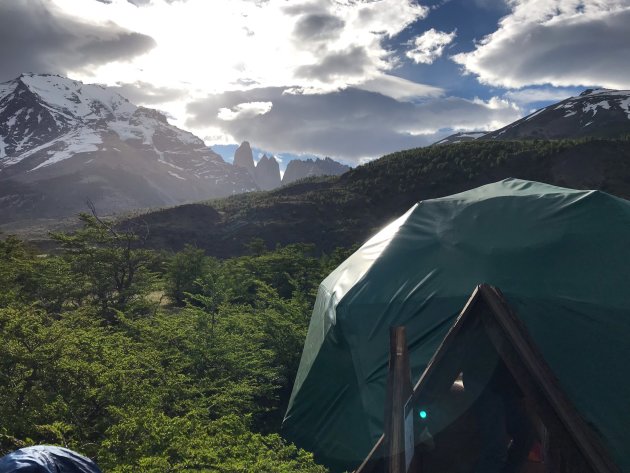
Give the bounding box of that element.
[0,446,102,473]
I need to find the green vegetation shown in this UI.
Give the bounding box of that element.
[129,137,630,258]
[4,137,630,471]
[0,214,353,471]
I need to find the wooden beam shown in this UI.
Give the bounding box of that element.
[354,435,384,473]
[411,286,481,403]
[478,285,620,473]
[385,326,413,473]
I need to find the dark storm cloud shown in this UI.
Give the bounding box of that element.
[0,0,156,82]
[293,13,345,41]
[186,87,521,161]
[109,81,187,105]
[296,46,371,81]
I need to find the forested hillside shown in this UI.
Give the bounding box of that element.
[4,137,630,471]
[129,137,630,257]
[0,215,352,471]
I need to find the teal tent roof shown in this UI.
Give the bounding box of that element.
[282,179,630,472]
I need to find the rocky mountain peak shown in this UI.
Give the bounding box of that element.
[255,154,281,190]
[13,73,135,124]
[0,73,257,221]
[233,141,255,175]
[483,88,630,141]
[579,88,613,97]
[132,106,169,124]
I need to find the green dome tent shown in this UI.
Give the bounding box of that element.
[282,179,630,472]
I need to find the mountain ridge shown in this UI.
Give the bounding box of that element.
[0,73,256,221]
[121,137,630,258]
[230,140,350,189]
[282,157,350,185]
[483,88,630,140]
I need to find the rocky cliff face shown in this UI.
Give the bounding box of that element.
[230,142,349,190]
[282,157,350,185]
[233,141,256,176]
[0,73,257,221]
[255,154,281,190]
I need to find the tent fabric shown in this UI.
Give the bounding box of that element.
[282,178,630,472]
[0,446,102,473]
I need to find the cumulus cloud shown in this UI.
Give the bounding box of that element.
[217,101,273,121]
[55,0,432,95]
[354,0,430,37]
[186,87,522,162]
[296,46,373,81]
[109,81,187,105]
[32,0,448,148]
[0,0,156,82]
[124,0,183,5]
[293,13,345,41]
[453,0,630,89]
[473,0,509,11]
[407,28,457,64]
[357,75,444,101]
[504,87,577,105]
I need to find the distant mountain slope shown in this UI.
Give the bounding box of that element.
[126,137,630,258]
[0,73,256,221]
[483,89,630,140]
[282,157,350,185]
[433,131,488,145]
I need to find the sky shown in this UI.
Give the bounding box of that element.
[1,0,629,166]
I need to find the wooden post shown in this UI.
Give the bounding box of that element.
[385,326,413,473]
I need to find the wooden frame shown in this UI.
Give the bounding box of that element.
[355,284,620,473]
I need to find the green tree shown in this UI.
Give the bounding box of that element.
[165,245,209,305]
[0,235,34,307]
[0,231,334,472]
[51,213,158,321]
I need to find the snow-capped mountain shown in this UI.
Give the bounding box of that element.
[484,88,630,140]
[0,73,256,221]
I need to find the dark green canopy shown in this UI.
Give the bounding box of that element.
[282,179,630,472]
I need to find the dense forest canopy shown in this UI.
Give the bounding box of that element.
[127,137,630,258]
[0,214,354,472]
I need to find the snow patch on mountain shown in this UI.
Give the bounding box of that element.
[561,89,630,119]
[20,73,135,121]
[483,88,630,141]
[30,129,102,171]
[0,81,17,102]
[524,108,545,121]
[168,170,186,180]
[433,131,488,145]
